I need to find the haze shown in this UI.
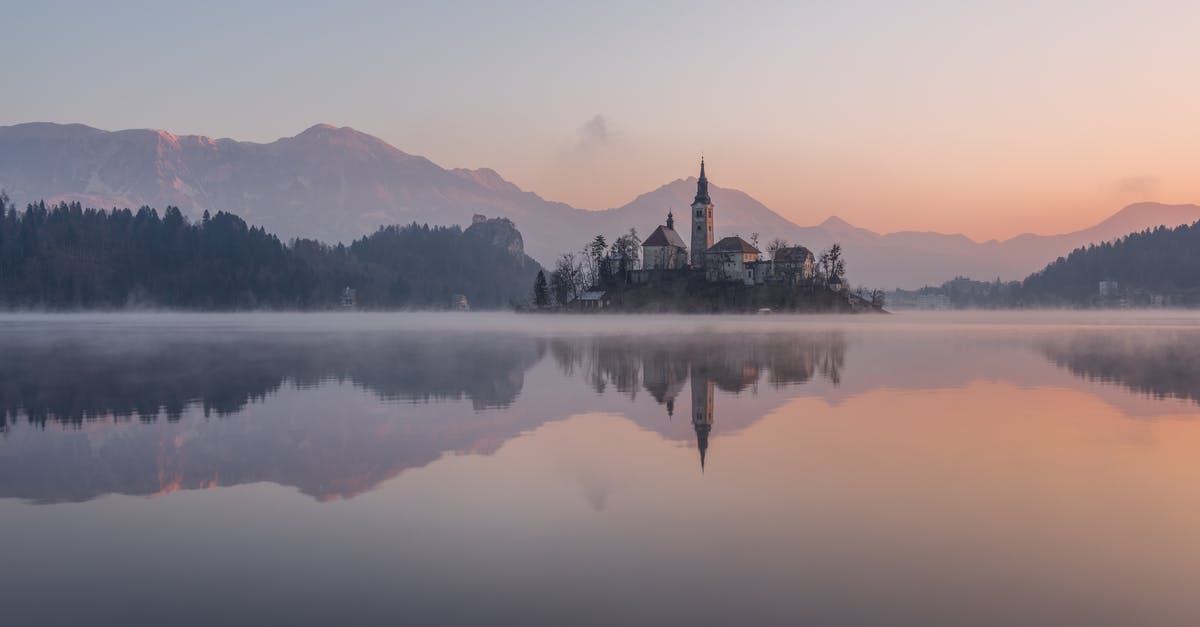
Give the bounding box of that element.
[5,1,1199,240]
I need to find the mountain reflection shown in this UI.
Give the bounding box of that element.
[10,322,1200,505]
[0,330,847,503]
[1040,330,1200,405]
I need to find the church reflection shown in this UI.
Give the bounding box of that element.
[692,370,714,471]
[558,332,847,471]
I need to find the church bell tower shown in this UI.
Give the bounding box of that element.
[690,159,714,267]
[691,370,714,471]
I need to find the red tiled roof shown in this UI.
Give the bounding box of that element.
[707,236,760,254]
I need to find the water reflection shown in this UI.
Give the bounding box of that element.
[3,316,1200,626]
[1040,330,1200,404]
[1,321,1198,505]
[0,330,851,502]
[0,332,543,430]
[550,333,847,470]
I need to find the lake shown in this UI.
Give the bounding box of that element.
[2,312,1199,626]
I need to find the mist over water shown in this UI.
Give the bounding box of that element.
[2,311,1199,626]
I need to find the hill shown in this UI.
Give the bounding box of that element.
[4,122,1199,288]
[0,197,539,309]
[1021,221,1200,305]
[892,221,1200,308]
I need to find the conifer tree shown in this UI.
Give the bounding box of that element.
[533,270,550,308]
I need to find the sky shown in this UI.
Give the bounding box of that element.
[4,0,1199,240]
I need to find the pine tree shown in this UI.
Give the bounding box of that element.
[533,270,550,308]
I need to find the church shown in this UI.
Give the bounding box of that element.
[637,159,815,285]
[641,211,688,270]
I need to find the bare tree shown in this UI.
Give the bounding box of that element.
[551,252,584,305]
[580,235,608,288]
[766,237,789,261]
[817,243,846,287]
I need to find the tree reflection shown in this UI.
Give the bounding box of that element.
[0,333,545,431]
[1041,331,1200,405]
[0,329,847,502]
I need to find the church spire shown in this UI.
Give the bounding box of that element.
[696,422,710,472]
[666,210,674,230]
[693,158,710,205]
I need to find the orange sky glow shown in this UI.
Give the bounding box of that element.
[5,2,1199,239]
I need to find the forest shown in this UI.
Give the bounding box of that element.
[892,220,1200,308]
[0,194,541,309]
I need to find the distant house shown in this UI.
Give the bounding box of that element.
[773,246,815,282]
[577,291,609,310]
[704,236,761,283]
[642,211,689,270]
[452,294,470,311]
[340,286,357,309]
[1099,280,1119,298]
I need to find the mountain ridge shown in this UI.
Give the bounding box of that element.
[2,121,1197,288]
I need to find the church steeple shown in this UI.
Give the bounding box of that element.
[693,158,710,205]
[690,158,715,267]
[691,371,714,473]
[666,210,674,230]
[696,422,710,472]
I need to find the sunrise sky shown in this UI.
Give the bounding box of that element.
[5,0,1198,240]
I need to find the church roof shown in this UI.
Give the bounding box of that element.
[707,236,760,254]
[693,158,711,205]
[643,225,687,248]
[774,245,813,263]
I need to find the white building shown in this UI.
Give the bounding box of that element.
[642,211,689,270]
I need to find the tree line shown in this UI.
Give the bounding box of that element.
[0,194,540,309]
[892,220,1200,308]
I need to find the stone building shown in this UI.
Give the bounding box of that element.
[773,246,815,282]
[642,211,689,270]
[704,236,761,283]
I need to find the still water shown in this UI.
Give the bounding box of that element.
[2,312,1199,626]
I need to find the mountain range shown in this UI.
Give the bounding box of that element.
[3,121,1198,288]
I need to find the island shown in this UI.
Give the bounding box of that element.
[531,160,885,314]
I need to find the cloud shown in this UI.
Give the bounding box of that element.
[542,114,633,209]
[575,113,611,151]
[1112,175,1160,201]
